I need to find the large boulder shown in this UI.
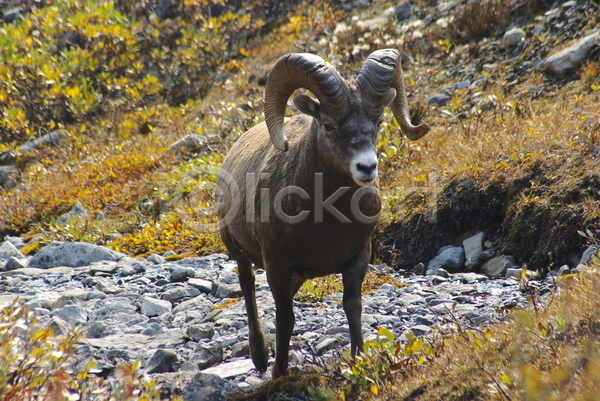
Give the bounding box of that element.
[29,241,124,268]
[543,31,600,74]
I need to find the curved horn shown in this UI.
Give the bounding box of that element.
[264,53,349,151]
[357,49,429,140]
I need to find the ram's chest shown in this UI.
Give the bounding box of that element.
[256,191,379,276]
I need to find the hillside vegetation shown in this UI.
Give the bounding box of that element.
[1,0,600,399]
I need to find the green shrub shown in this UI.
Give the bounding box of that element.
[0,299,176,401]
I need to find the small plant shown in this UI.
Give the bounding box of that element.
[449,0,511,43]
[0,299,177,401]
[296,271,408,303]
[340,327,435,398]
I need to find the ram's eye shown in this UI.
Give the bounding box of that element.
[376,120,383,127]
[323,124,336,132]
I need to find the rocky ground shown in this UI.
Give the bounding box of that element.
[1,0,599,400]
[1,232,597,400]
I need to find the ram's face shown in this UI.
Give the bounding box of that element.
[319,110,380,186]
[294,88,395,186]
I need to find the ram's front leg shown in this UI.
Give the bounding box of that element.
[342,244,370,358]
[265,264,296,379]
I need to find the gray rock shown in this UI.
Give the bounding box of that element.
[191,341,223,369]
[455,81,470,90]
[188,278,213,293]
[154,0,177,20]
[543,31,600,74]
[146,349,180,374]
[141,295,172,317]
[394,1,411,21]
[465,249,496,270]
[427,246,465,274]
[89,297,138,321]
[170,265,197,282]
[172,295,213,315]
[465,311,487,325]
[405,325,431,338]
[506,267,536,280]
[325,326,350,335]
[57,201,90,225]
[426,296,450,307]
[161,286,201,302]
[58,288,89,302]
[93,277,121,294]
[462,232,484,261]
[413,262,426,275]
[147,254,166,264]
[5,236,25,250]
[481,255,516,277]
[3,7,23,23]
[427,268,449,278]
[427,94,451,106]
[46,316,70,336]
[376,283,398,294]
[457,272,489,283]
[187,323,215,341]
[141,322,163,336]
[0,166,18,187]
[212,283,242,299]
[314,336,340,355]
[52,304,88,325]
[289,350,305,364]
[430,302,455,315]
[0,241,24,259]
[201,359,255,379]
[415,316,436,326]
[503,28,526,47]
[556,265,571,276]
[29,241,123,268]
[20,131,64,152]
[532,25,544,36]
[182,373,240,401]
[116,257,149,276]
[169,134,205,156]
[26,292,61,310]
[2,257,26,271]
[86,321,118,338]
[230,342,250,358]
[580,246,599,265]
[452,295,474,304]
[84,260,120,275]
[181,361,199,372]
[85,330,186,352]
[356,17,388,31]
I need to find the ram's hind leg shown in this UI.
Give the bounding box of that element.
[237,257,269,373]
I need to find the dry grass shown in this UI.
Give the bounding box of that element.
[1,0,600,399]
[448,0,511,43]
[239,259,600,401]
[386,263,600,401]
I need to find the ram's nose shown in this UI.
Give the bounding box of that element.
[350,151,378,186]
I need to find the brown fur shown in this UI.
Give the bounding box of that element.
[217,106,381,377]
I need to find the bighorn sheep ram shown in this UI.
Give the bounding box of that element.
[216,49,429,378]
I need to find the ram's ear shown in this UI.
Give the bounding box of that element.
[293,94,321,120]
[382,88,396,108]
